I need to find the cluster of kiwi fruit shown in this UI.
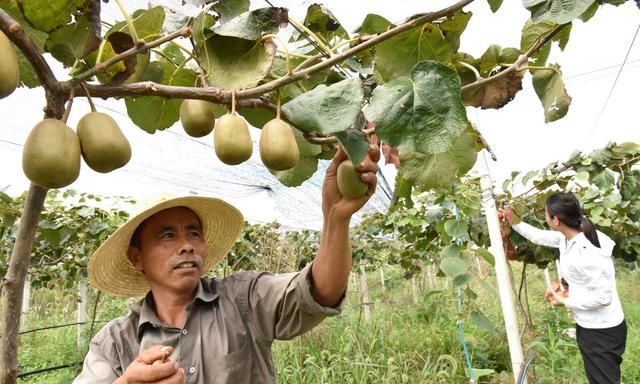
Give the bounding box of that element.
[179,95,300,171]
[179,94,368,199]
[22,103,132,189]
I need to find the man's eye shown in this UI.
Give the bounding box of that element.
[190,231,202,238]
[161,233,175,239]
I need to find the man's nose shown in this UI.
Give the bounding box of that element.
[178,234,195,253]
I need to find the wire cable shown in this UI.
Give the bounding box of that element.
[583,23,640,147]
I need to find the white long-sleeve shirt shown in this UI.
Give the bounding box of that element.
[512,222,624,329]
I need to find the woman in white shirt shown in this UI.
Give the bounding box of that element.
[502,192,627,384]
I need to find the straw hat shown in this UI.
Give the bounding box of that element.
[88,196,244,297]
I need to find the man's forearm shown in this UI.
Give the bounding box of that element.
[310,213,352,307]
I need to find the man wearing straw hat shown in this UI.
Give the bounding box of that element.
[73,144,380,384]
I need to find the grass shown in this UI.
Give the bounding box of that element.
[12,261,639,383]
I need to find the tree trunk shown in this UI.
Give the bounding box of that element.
[0,184,48,384]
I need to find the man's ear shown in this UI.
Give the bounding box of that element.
[127,246,144,272]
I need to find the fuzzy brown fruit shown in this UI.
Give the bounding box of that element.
[22,119,81,188]
[0,30,20,99]
[337,160,368,199]
[259,118,299,171]
[214,113,253,165]
[180,99,215,137]
[77,112,132,173]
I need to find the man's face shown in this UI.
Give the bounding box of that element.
[128,207,206,295]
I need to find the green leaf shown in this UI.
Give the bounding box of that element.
[398,129,478,189]
[21,0,87,32]
[335,129,369,166]
[476,247,495,267]
[281,78,364,135]
[439,11,472,52]
[478,44,501,77]
[125,61,198,133]
[454,273,474,286]
[192,13,216,49]
[470,310,495,332]
[292,127,321,158]
[444,219,469,238]
[374,24,455,83]
[110,7,165,42]
[440,244,462,259]
[271,156,318,187]
[440,257,467,277]
[200,35,275,89]
[162,42,185,64]
[213,7,282,41]
[521,20,572,66]
[532,64,571,123]
[487,0,504,12]
[366,61,469,156]
[355,14,392,35]
[579,1,600,22]
[524,0,596,24]
[46,15,94,67]
[300,4,348,41]
[592,170,615,190]
[214,0,250,23]
[0,0,48,87]
[237,107,275,128]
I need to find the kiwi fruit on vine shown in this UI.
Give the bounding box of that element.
[214,113,253,165]
[0,30,19,99]
[180,99,215,137]
[76,112,132,173]
[259,118,299,171]
[22,119,81,188]
[337,159,368,199]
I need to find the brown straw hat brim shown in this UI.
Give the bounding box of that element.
[88,196,244,297]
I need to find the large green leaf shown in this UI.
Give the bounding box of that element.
[213,7,282,41]
[365,61,469,154]
[399,129,478,189]
[439,11,472,52]
[354,14,393,35]
[299,4,348,41]
[334,128,369,166]
[532,64,571,123]
[125,61,197,133]
[487,0,504,12]
[200,35,275,89]
[21,0,87,32]
[281,78,364,134]
[440,257,466,277]
[524,0,595,24]
[46,15,94,67]
[521,19,572,66]
[373,24,455,83]
[271,156,318,187]
[110,7,165,41]
[0,0,48,87]
[237,107,275,128]
[213,0,250,22]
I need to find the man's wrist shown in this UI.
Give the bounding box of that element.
[114,376,128,384]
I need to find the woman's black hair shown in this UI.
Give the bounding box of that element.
[545,192,600,247]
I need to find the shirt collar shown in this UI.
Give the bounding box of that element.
[131,279,219,341]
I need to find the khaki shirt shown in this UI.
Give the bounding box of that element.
[73,263,342,384]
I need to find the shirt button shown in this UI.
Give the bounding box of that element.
[181,329,188,335]
[189,366,196,374]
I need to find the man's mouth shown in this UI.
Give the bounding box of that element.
[175,261,197,269]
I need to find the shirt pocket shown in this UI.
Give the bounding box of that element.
[209,340,252,384]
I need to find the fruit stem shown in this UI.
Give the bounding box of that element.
[80,83,97,112]
[276,91,281,120]
[62,88,75,123]
[231,89,236,114]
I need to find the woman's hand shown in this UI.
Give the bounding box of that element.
[545,281,569,306]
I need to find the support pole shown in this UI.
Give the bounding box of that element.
[480,151,525,384]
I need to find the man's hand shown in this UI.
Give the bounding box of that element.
[497,208,515,226]
[322,138,380,221]
[115,345,184,384]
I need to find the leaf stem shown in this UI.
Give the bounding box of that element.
[288,17,334,58]
[456,60,480,81]
[114,0,140,43]
[263,33,292,75]
[518,65,562,76]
